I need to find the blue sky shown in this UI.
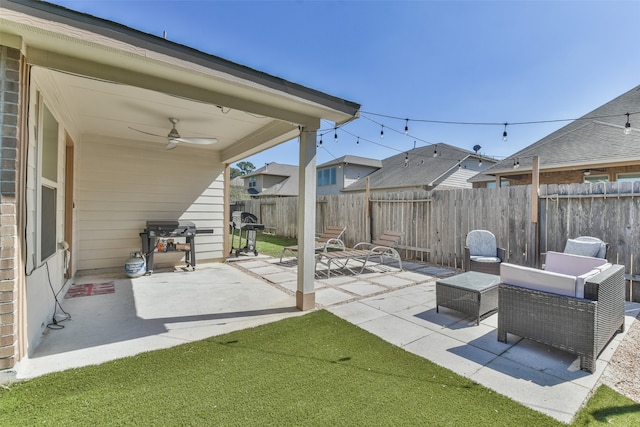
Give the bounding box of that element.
[47,0,640,168]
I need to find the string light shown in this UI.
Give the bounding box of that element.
[404,153,409,167]
[479,158,483,167]
[362,110,638,128]
[512,159,520,169]
[334,127,338,142]
[308,108,639,166]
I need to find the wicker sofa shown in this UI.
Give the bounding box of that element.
[497,252,625,373]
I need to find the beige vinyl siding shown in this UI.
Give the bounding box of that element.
[344,165,378,187]
[76,135,224,271]
[24,86,68,352]
[435,158,484,189]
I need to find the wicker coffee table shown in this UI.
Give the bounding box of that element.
[436,271,500,325]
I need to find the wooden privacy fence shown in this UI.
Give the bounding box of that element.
[236,181,640,301]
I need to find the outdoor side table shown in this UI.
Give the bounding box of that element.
[436,271,500,325]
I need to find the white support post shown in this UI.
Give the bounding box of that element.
[296,124,318,310]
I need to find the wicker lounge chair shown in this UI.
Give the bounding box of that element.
[464,230,505,275]
[498,252,625,373]
[315,230,403,277]
[279,226,346,262]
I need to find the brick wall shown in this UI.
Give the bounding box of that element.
[0,45,21,370]
[474,165,640,188]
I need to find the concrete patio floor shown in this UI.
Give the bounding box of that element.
[10,256,640,424]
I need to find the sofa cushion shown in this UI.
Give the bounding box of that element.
[470,255,501,263]
[545,251,607,276]
[564,238,603,258]
[500,263,578,297]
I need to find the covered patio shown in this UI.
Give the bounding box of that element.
[1,0,359,370]
[11,257,640,424]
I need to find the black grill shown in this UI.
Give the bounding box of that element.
[230,212,264,256]
[140,221,213,274]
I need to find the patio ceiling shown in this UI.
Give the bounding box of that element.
[33,66,296,161]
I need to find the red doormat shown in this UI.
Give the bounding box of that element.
[65,282,115,298]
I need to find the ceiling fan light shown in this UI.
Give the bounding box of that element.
[166,140,178,150]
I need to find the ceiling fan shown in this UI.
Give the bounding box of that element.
[129,118,218,150]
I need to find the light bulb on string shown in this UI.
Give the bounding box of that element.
[380,125,384,139]
[404,153,409,167]
[356,136,360,145]
[478,158,482,167]
[458,160,461,169]
[433,145,438,158]
[334,127,338,142]
[319,135,323,146]
[625,113,631,135]
[404,119,409,135]
[502,123,508,142]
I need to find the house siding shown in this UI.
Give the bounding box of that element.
[76,136,224,271]
[436,159,482,188]
[22,72,69,357]
[344,165,377,188]
[0,45,21,369]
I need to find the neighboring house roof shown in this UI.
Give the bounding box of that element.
[230,176,244,187]
[242,163,299,197]
[476,84,640,180]
[318,155,383,169]
[244,163,298,178]
[342,143,498,192]
[256,175,299,197]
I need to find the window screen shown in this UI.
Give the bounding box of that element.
[41,185,57,260]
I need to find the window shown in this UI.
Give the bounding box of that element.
[39,102,59,261]
[486,178,509,188]
[317,167,337,187]
[617,173,640,183]
[248,177,256,188]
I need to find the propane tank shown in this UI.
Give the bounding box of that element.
[125,251,146,277]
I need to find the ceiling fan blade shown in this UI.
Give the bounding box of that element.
[129,126,166,138]
[173,137,218,145]
[166,140,178,150]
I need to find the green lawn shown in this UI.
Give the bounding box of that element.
[1,310,638,426]
[230,231,297,257]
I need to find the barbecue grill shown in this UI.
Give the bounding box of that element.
[230,212,265,256]
[140,221,213,275]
